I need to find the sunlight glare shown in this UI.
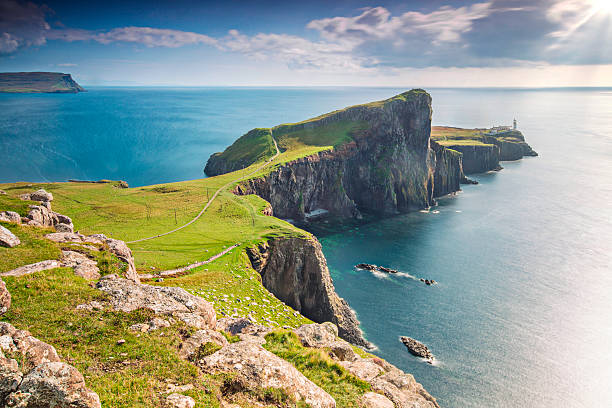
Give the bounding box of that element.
[590,0,612,13]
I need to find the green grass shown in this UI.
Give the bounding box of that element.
[1,268,224,407]
[208,128,277,172]
[263,330,371,408]
[435,139,493,147]
[0,223,61,272]
[0,177,307,273]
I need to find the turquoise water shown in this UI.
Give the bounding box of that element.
[1,87,611,407]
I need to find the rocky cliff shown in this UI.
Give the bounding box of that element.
[247,236,372,348]
[443,144,502,174]
[228,90,464,221]
[0,72,85,93]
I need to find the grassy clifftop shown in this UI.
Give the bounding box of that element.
[0,72,85,93]
[205,89,429,177]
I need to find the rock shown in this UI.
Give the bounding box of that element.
[166,393,195,408]
[0,190,5,195]
[378,266,398,274]
[28,189,53,202]
[361,392,395,408]
[370,369,439,408]
[328,341,357,362]
[200,341,335,408]
[179,329,228,361]
[0,352,22,403]
[14,362,100,408]
[0,211,21,224]
[356,263,377,271]
[54,223,73,233]
[294,323,337,348]
[215,317,270,337]
[1,260,61,277]
[45,232,139,283]
[0,278,10,315]
[116,339,126,345]
[400,337,433,361]
[26,205,55,227]
[339,359,384,382]
[96,276,216,329]
[61,251,100,280]
[0,225,20,248]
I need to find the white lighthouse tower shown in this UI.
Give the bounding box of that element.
[513,118,517,130]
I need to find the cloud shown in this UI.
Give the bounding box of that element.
[307,3,492,45]
[0,0,50,54]
[57,63,76,67]
[220,30,374,72]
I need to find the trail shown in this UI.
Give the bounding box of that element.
[127,131,279,244]
[138,244,240,279]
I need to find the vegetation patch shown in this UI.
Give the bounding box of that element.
[0,223,61,272]
[264,330,371,407]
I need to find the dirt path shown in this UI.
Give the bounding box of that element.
[138,243,240,279]
[127,132,279,244]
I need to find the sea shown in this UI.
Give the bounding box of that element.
[1,87,611,407]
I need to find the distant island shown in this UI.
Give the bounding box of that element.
[0,72,85,93]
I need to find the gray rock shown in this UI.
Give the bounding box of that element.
[295,323,338,348]
[0,225,20,248]
[54,223,74,233]
[201,341,336,408]
[216,317,269,337]
[61,251,100,280]
[179,329,228,361]
[0,278,10,315]
[29,189,53,202]
[16,362,101,408]
[339,359,384,382]
[1,260,61,277]
[0,211,21,224]
[361,392,395,408]
[166,393,195,408]
[400,336,433,361]
[96,276,216,329]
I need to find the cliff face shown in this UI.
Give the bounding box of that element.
[483,131,538,161]
[247,236,372,348]
[233,90,463,221]
[0,72,85,93]
[444,144,502,174]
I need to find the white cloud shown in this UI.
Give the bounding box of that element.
[57,63,77,67]
[220,29,375,72]
[307,3,492,46]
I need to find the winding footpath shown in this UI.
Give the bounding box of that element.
[127,132,280,244]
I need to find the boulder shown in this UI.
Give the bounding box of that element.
[96,276,216,329]
[1,260,61,277]
[370,370,440,408]
[0,322,101,407]
[0,190,5,195]
[179,329,228,361]
[0,278,10,315]
[328,341,357,362]
[29,189,53,202]
[0,225,20,248]
[339,359,384,382]
[61,251,100,280]
[216,317,269,337]
[26,205,56,227]
[166,393,195,408]
[294,322,338,348]
[361,392,395,408]
[13,362,100,408]
[200,341,336,408]
[0,211,21,224]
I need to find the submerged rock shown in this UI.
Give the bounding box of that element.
[400,336,433,361]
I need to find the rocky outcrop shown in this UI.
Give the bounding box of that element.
[200,341,336,408]
[444,144,502,174]
[45,232,139,283]
[1,260,61,277]
[17,189,74,233]
[400,336,434,362]
[95,275,216,330]
[0,278,10,315]
[483,130,538,161]
[61,251,100,280]
[0,226,20,248]
[247,237,371,348]
[0,211,21,224]
[0,322,100,407]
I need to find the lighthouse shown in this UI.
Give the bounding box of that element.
[513,118,517,130]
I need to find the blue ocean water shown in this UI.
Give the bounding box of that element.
[1,87,611,407]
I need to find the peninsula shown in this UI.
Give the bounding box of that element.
[0,90,536,407]
[0,72,85,93]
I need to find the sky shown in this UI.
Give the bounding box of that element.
[1,0,612,87]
